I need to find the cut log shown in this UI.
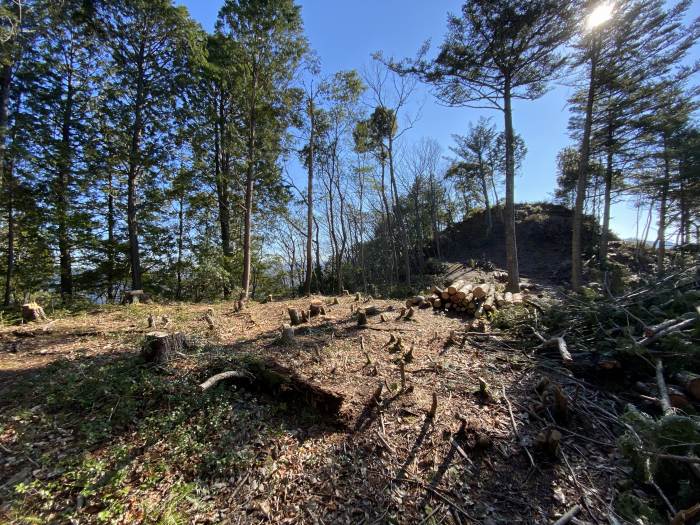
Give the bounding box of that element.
[656,359,673,416]
[512,293,524,305]
[447,280,465,295]
[431,285,444,296]
[495,292,505,308]
[288,308,304,326]
[483,294,496,312]
[433,298,442,309]
[440,291,450,300]
[141,332,187,364]
[21,303,47,323]
[504,291,513,305]
[667,386,690,410]
[455,284,473,301]
[472,284,491,300]
[673,371,700,401]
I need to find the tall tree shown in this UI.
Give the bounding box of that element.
[217,0,306,299]
[101,0,202,292]
[570,0,699,285]
[392,0,575,292]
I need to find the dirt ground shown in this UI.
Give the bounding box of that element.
[0,294,626,524]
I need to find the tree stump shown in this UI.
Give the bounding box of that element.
[332,297,339,305]
[147,313,155,328]
[123,290,151,304]
[357,308,368,327]
[21,303,47,323]
[310,300,325,317]
[141,332,187,364]
[288,307,307,326]
[280,324,295,345]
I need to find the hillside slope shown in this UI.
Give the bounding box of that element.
[429,203,600,282]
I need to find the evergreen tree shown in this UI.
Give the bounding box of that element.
[217,0,306,299]
[100,0,204,292]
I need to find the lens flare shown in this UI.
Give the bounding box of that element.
[586,2,614,30]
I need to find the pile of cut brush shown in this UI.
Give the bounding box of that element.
[407,273,532,318]
[538,264,700,521]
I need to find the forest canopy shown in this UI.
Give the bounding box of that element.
[0,0,698,306]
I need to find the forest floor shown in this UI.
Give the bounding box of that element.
[0,292,629,524]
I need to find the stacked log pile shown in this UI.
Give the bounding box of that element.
[415,280,524,318]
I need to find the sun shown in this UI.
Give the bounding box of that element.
[586,2,614,30]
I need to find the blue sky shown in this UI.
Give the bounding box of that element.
[177,0,700,240]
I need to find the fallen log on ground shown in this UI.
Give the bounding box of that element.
[640,317,697,347]
[656,359,674,416]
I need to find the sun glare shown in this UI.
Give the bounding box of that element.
[586,2,614,30]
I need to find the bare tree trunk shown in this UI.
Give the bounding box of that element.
[57,58,74,300]
[657,138,670,273]
[176,193,184,300]
[106,172,116,303]
[572,47,598,291]
[304,97,314,296]
[503,81,520,293]
[599,113,614,268]
[388,135,411,285]
[1,64,13,306]
[215,91,233,298]
[3,161,14,307]
[478,152,492,235]
[127,40,146,291]
[358,165,367,292]
[379,158,396,286]
[242,63,258,299]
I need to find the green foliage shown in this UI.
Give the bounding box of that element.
[619,407,700,511]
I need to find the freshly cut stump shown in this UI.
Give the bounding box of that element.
[141,331,187,364]
[310,300,326,317]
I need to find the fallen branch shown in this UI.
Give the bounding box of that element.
[199,370,254,391]
[502,385,536,469]
[640,317,697,347]
[532,329,572,365]
[655,359,673,416]
[551,504,581,525]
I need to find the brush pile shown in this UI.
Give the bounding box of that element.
[536,264,700,520]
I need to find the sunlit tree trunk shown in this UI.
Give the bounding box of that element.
[503,79,520,293]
